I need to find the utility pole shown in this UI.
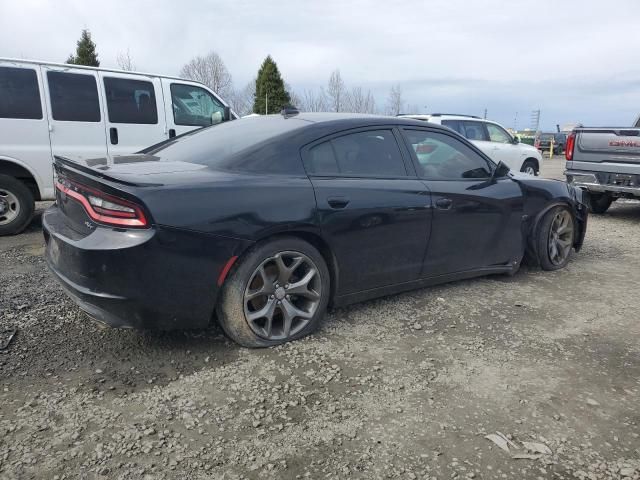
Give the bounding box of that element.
[265,93,268,115]
[483,108,487,119]
[513,111,518,131]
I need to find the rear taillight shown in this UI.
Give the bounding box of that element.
[56,179,149,228]
[565,132,576,161]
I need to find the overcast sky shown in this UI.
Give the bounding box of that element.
[2,0,640,130]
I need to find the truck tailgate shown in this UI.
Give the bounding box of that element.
[575,128,640,164]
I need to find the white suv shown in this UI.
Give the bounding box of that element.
[398,114,542,176]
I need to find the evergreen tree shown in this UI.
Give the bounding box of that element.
[253,56,290,114]
[66,29,100,67]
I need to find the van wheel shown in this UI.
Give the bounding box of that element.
[0,175,34,236]
[216,237,330,347]
[589,193,613,214]
[521,159,538,176]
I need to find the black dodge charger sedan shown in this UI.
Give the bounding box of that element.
[43,112,588,347]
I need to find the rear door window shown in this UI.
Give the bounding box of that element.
[0,66,43,119]
[306,129,407,177]
[461,121,490,141]
[170,83,225,127]
[103,77,158,124]
[47,71,101,122]
[441,119,465,136]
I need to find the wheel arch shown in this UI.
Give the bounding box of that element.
[232,228,340,306]
[521,157,540,173]
[526,200,576,263]
[0,157,42,201]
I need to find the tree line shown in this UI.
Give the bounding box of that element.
[65,29,409,117]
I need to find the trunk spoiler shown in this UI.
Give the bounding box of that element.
[53,156,162,187]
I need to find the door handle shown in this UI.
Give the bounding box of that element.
[327,196,350,209]
[109,127,118,145]
[435,198,453,210]
[169,129,176,138]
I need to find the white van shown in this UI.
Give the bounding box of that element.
[0,58,236,235]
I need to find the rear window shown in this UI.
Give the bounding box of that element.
[0,66,43,119]
[144,116,308,174]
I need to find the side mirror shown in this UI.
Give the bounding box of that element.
[512,135,520,144]
[223,106,231,122]
[491,161,511,182]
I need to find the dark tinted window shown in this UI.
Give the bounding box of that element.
[103,77,157,124]
[404,129,492,180]
[0,67,42,119]
[461,121,489,141]
[308,130,406,177]
[47,71,100,122]
[441,119,465,136]
[143,115,307,174]
[170,83,225,127]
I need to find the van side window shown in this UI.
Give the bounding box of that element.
[170,83,225,127]
[47,71,101,122]
[103,77,158,124]
[0,67,43,119]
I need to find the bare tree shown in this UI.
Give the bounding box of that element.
[386,84,404,116]
[228,79,255,117]
[180,51,233,99]
[116,48,135,71]
[327,69,345,112]
[300,88,328,112]
[345,86,376,114]
[284,82,303,110]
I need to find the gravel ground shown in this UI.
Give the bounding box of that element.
[1,159,639,479]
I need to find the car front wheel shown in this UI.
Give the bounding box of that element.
[217,237,330,347]
[535,206,575,271]
[520,159,539,176]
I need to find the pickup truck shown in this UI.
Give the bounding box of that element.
[565,117,640,213]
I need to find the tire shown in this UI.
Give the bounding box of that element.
[535,206,575,271]
[521,159,538,176]
[589,193,613,214]
[0,174,35,236]
[216,237,331,347]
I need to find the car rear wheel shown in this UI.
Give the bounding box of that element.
[589,193,613,214]
[216,237,330,347]
[521,159,538,176]
[0,174,34,236]
[535,206,575,271]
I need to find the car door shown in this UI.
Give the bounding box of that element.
[400,127,525,277]
[484,122,524,171]
[161,79,229,138]
[42,66,108,163]
[302,127,432,295]
[99,73,167,155]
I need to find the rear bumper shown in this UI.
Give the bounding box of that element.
[565,167,640,197]
[43,204,248,330]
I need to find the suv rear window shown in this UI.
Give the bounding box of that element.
[0,67,43,119]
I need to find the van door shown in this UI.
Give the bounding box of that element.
[100,73,167,155]
[41,65,108,163]
[160,79,228,138]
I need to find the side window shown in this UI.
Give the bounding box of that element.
[461,121,489,141]
[441,119,465,136]
[47,71,100,122]
[0,67,43,119]
[308,130,406,177]
[103,77,158,124]
[486,123,512,143]
[170,83,225,127]
[403,129,493,180]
